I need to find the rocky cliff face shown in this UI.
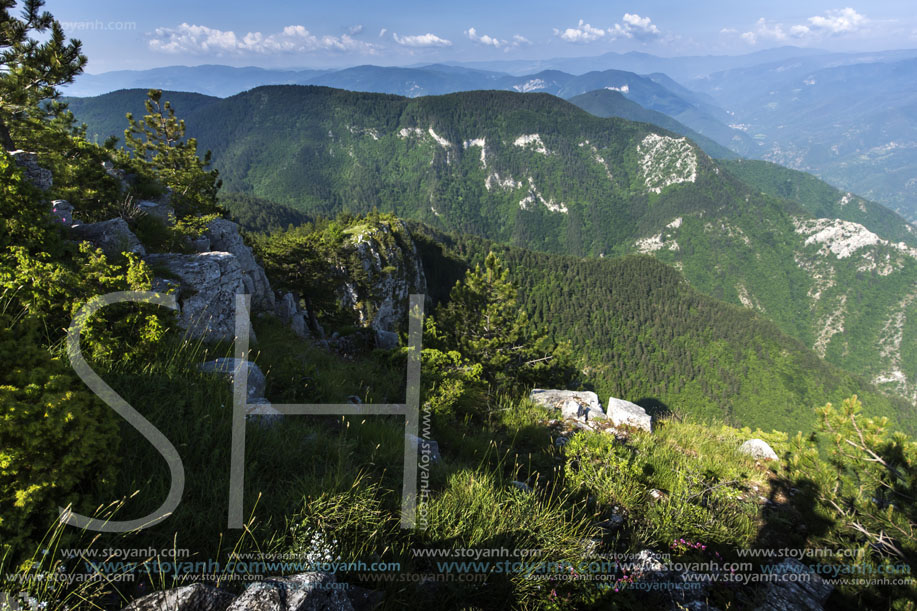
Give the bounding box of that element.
[335,219,428,339]
[51,165,426,349]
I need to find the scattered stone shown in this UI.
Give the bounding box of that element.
[276,292,299,322]
[246,398,283,426]
[555,435,570,448]
[596,509,624,534]
[374,328,399,350]
[10,150,52,190]
[755,559,833,611]
[145,252,245,342]
[510,480,532,492]
[529,389,606,423]
[739,439,779,461]
[102,159,130,192]
[120,583,235,611]
[51,199,74,225]
[606,397,652,432]
[408,434,441,462]
[138,200,175,225]
[71,218,146,258]
[225,573,354,611]
[290,312,310,338]
[200,358,266,400]
[206,219,275,313]
[633,549,668,575]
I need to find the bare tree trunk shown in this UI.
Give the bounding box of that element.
[0,117,15,151]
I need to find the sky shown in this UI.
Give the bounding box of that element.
[43,0,917,73]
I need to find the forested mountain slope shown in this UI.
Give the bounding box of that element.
[409,223,914,434]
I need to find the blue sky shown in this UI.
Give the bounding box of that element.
[45,1,917,72]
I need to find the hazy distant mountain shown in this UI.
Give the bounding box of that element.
[693,56,917,221]
[305,64,508,96]
[568,89,737,159]
[62,65,330,98]
[445,46,834,79]
[65,63,753,156]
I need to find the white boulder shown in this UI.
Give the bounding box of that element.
[739,439,779,461]
[529,389,606,423]
[606,397,652,432]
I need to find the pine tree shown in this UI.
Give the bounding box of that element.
[123,89,221,216]
[0,0,86,150]
[435,252,574,395]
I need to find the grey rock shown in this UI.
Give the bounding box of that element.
[200,358,266,399]
[11,150,52,190]
[510,480,532,492]
[51,199,74,226]
[151,277,180,295]
[145,252,245,342]
[374,328,399,350]
[739,439,779,461]
[247,398,283,426]
[206,219,275,313]
[226,573,353,611]
[529,389,606,423]
[190,236,211,252]
[276,292,298,322]
[290,312,310,338]
[102,160,130,192]
[71,218,146,258]
[606,397,652,432]
[755,559,833,611]
[138,200,175,225]
[678,602,721,611]
[408,434,440,462]
[121,583,235,611]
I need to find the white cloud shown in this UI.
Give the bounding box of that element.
[808,7,867,33]
[736,8,868,45]
[618,13,660,40]
[378,27,387,38]
[740,18,791,44]
[392,32,452,47]
[555,14,661,43]
[464,28,531,49]
[554,19,606,43]
[347,24,364,36]
[149,23,377,54]
[465,27,504,47]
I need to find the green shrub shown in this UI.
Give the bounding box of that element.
[0,308,119,560]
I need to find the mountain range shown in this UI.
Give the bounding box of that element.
[66,85,917,415]
[64,47,917,221]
